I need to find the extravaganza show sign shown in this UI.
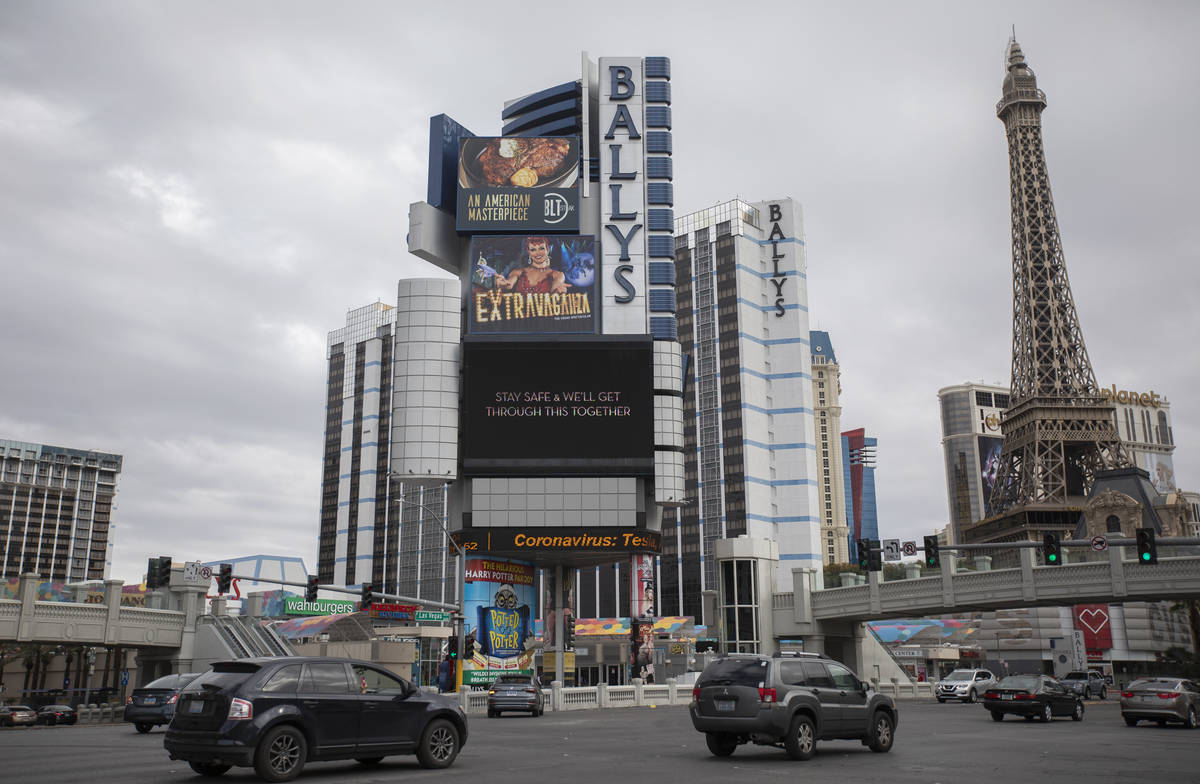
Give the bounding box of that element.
[457,137,579,233]
[461,338,653,476]
[468,235,596,334]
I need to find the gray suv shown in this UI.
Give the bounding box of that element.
[689,652,898,760]
[935,669,996,703]
[1060,670,1107,699]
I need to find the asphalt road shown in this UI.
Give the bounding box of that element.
[1,699,1197,784]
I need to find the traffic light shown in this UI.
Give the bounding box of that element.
[856,539,871,570]
[360,582,376,610]
[145,557,161,590]
[866,540,882,572]
[1042,533,1062,565]
[923,535,941,568]
[305,574,319,602]
[1136,527,1158,564]
[447,636,459,660]
[154,557,172,588]
[216,563,233,594]
[464,635,475,659]
[565,615,576,649]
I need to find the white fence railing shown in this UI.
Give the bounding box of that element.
[455,677,935,715]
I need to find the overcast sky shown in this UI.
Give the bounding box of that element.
[2,1,1197,585]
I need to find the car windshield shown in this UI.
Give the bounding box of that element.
[43,705,70,711]
[996,675,1040,691]
[1128,679,1179,690]
[698,658,768,688]
[1063,672,1088,680]
[495,676,532,685]
[944,671,973,681]
[145,673,198,690]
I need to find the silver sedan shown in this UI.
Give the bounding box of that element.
[1120,677,1200,728]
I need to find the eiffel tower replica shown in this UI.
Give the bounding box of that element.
[964,37,1131,553]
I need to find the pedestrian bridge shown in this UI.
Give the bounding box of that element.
[774,549,1200,625]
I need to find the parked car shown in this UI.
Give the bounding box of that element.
[36,704,78,726]
[982,675,1084,722]
[1060,670,1108,700]
[1120,677,1200,729]
[487,674,544,717]
[165,656,467,781]
[126,672,202,733]
[689,652,898,760]
[936,669,997,703]
[0,705,37,727]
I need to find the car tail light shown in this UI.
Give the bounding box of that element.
[692,687,700,701]
[1015,693,1037,700]
[1121,691,1134,698]
[167,693,180,705]
[524,688,537,694]
[759,687,777,703]
[227,698,252,720]
[984,691,999,699]
[125,696,133,705]
[1157,692,1181,700]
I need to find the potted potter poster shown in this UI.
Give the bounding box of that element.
[462,558,536,686]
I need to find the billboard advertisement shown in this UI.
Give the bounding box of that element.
[462,557,537,686]
[1141,452,1177,494]
[457,137,579,233]
[1073,603,1114,652]
[631,554,655,620]
[283,596,357,616]
[468,235,596,335]
[461,338,654,476]
[978,436,1003,517]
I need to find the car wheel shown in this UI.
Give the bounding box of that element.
[784,714,816,761]
[1040,704,1052,723]
[254,725,307,783]
[966,690,976,703]
[355,758,384,766]
[705,732,737,757]
[1084,688,1091,700]
[991,711,1004,722]
[487,708,498,718]
[1099,687,1107,700]
[868,711,894,753]
[1124,716,1138,727]
[188,762,232,777]
[1185,707,1198,729]
[134,722,153,734]
[416,718,460,769]
[1071,701,1084,721]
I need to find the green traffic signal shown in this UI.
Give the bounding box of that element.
[1048,553,1058,563]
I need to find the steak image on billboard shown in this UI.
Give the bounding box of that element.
[462,337,653,476]
[457,136,579,232]
[469,235,596,334]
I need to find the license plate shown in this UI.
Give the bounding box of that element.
[187,700,204,714]
[1002,694,1013,700]
[715,700,735,712]
[143,697,156,705]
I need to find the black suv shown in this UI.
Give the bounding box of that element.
[689,652,898,760]
[164,657,467,781]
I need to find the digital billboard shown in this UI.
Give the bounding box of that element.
[462,557,537,686]
[456,137,579,233]
[1141,452,1177,494]
[468,235,596,335]
[462,338,653,476]
[979,436,1003,517]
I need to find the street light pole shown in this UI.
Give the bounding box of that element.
[387,475,467,691]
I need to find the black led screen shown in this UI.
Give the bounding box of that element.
[462,337,653,476]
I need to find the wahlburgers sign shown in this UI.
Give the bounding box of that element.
[284,597,357,616]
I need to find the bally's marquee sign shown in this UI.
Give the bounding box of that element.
[600,58,646,330]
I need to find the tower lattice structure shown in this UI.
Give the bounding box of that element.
[988,38,1130,515]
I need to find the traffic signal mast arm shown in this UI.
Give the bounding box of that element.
[204,572,462,610]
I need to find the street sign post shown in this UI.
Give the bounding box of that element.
[415,610,452,623]
[902,541,917,557]
[882,539,902,561]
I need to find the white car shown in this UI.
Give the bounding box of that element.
[936,669,997,703]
